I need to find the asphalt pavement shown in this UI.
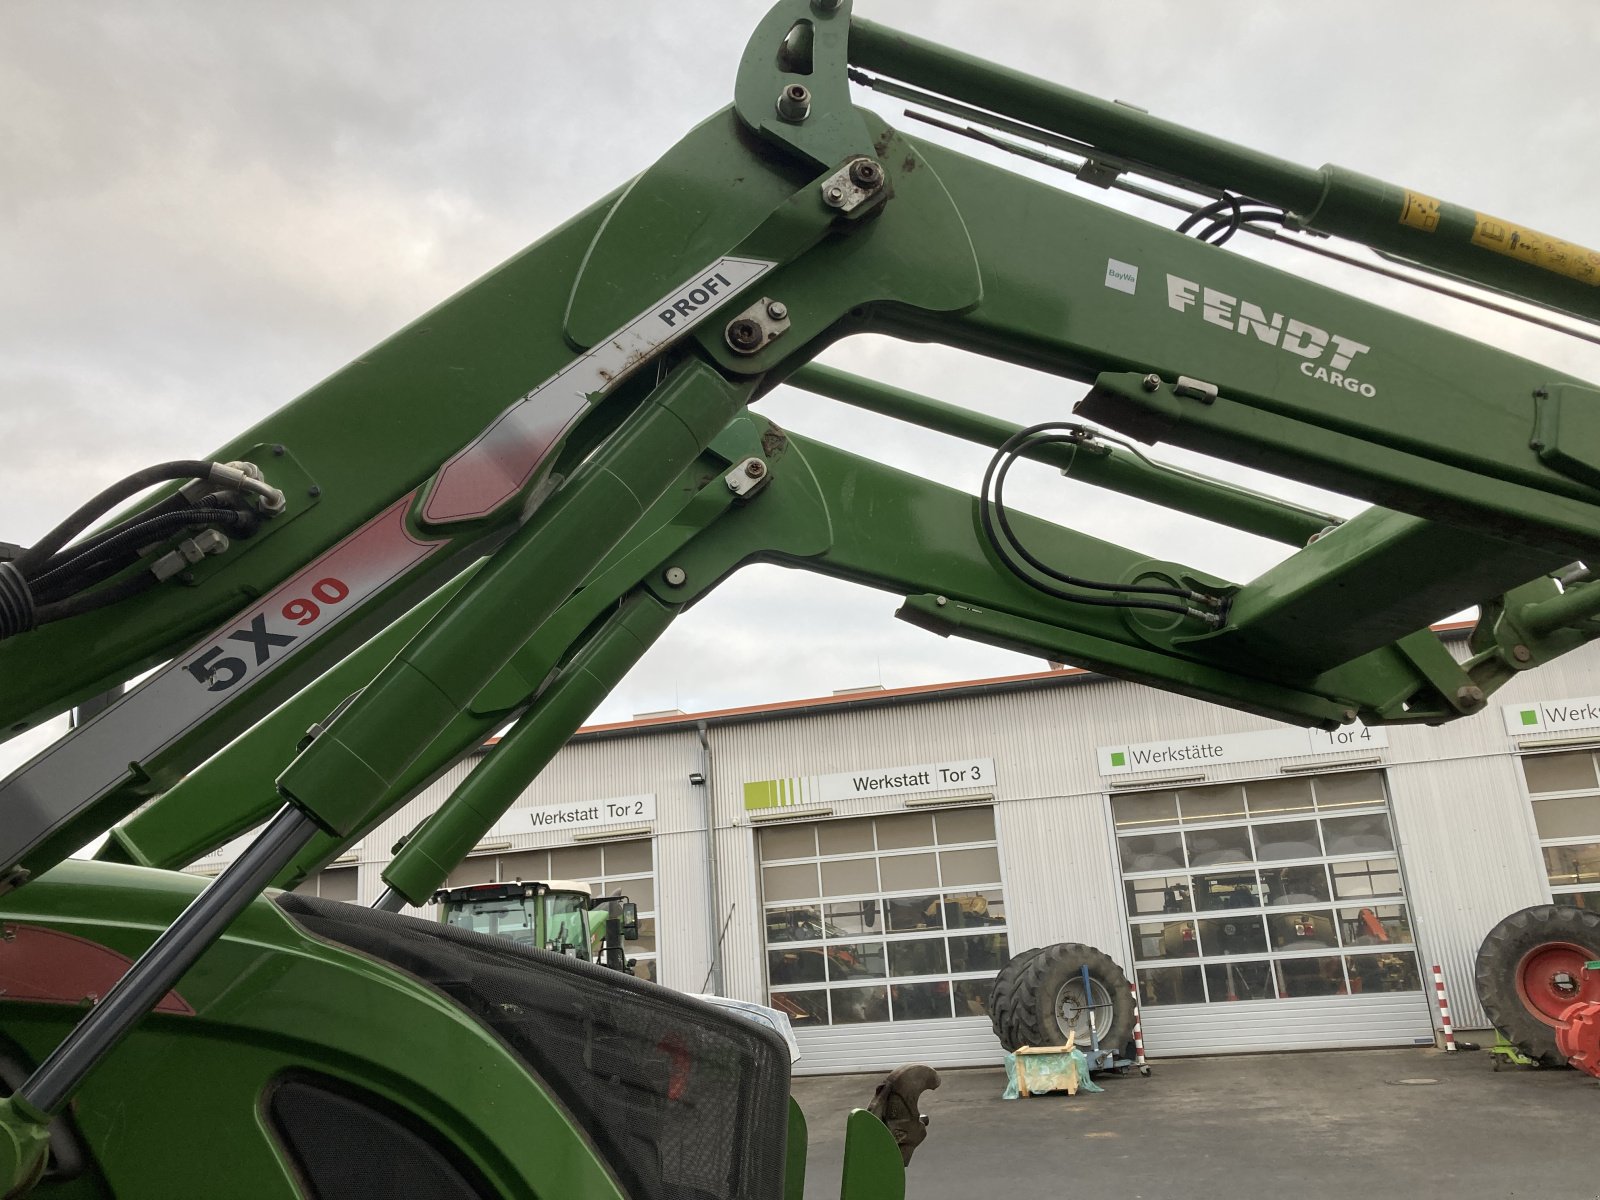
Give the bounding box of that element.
[790,1048,1597,1199]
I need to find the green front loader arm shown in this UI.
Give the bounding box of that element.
[4,0,1600,1195]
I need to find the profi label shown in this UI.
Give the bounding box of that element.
[657,271,738,329]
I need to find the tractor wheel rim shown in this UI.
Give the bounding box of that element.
[1054,978,1114,1041]
[1515,941,1600,1024]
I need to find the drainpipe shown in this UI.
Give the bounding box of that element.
[696,720,725,997]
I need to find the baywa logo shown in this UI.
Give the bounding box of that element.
[1166,275,1376,397]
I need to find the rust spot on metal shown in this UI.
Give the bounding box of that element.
[761,423,789,458]
[902,155,916,174]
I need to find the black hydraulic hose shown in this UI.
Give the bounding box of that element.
[989,432,1199,600]
[977,424,1207,618]
[33,570,161,626]
[37,491,193,576]
[11,459,213,579]
[1176,194,1241,238]
[29,507,248,599]
[1199,208,1289,247]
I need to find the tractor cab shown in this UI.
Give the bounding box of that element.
[433,878,638,972]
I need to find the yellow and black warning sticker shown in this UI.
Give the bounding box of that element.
[1471,213,1600,286]
[1398,190,1441,233]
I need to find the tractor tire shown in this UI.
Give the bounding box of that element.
[988,946,1046,1047]
[991,942,1135,1054]
[1475,904,1600,1065]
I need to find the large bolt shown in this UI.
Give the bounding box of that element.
[745,459,767,479]
[848,158,883,189]
[1142,373,1161,392]
[823,184,847,208]
[1513,644,1532,663]
[766,300,789,321]
[776,83,811,123]
[663,566,687,587]
[1456,685,1486,709]
[726,317,765,354]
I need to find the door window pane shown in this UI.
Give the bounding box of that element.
[953,979,993,1017]
[1112,791,1177,829]
[1331,857,1402,899]
[547,846,603,880]
[1138,964,1205,1006]
[1120,832,1185,872]
[820,856,878,896]
[886,894,943,932]
[1261,863,1331,906]
[1544,842,1600,889]
[1266,910,1336,950]
[1203,959,1276,1001]
[1198,915,1267,956]
[874,813,934,850]
[1125,875,1193,916]
[769,947,826,986]
[603,839,652,875]
[1194,870,1261,911]
[772,990,829,1026]
[817,817,875,856]
[888,938,949,978]
[1338,903,1412,946]
[948,933,1010,974]
[880,852,938,892]
[1313,770,1387,810]
[935,807,995,844]
[831,986,889,1024]
[827,942,886,981]
[611,876,653,911]
[1322,814,1395,856]
[1130,920,1199,961]
[1253,820,1322,861]
[1246,777,1315,817]
[1522,751,1599,794]
[939,846,1002,887]
[1275,956,1346,998]
[1532,796,1600,841]
[824,899,882,937]
[1346,951,1421,993]
[1179,784,1247,823]
[890,981,952,1020]
[766,905,826,943]
[940,890,1005,928]
[1185,827,1253,867]
[760,824,817,861]
[762,862,819,902]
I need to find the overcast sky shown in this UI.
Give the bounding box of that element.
[4,1,1599,777]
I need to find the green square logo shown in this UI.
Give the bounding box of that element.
[1110,751,1127,768]
[1520,709,1539,727]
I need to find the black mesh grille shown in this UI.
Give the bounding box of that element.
[275,894,789,1200]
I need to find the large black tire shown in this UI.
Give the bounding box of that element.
[988,946,1046,1047]
[990,942,1135,1054]
[1475,904,1600,1065]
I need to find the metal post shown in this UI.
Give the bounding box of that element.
[17,805,320,1115]
[697,720,725,997]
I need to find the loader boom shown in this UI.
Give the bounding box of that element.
[3,2,1600,1195]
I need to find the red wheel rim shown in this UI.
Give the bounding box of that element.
[1515,942,1600,1024]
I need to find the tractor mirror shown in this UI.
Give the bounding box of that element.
[621,901,639,940]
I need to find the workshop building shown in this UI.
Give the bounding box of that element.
[263,627,1600,1075]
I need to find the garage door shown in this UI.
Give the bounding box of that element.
[1113,770,1434,1054]
[444,838,659,981]
[756,806,1009,1074]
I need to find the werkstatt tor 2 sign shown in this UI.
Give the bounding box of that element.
[744,758,995,811]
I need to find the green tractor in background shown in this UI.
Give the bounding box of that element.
[435,879,639,974]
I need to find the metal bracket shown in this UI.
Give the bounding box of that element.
[724,298,793,356]
[724,456,773,499]
[819,157,887,214]
[1174,376,1218,405]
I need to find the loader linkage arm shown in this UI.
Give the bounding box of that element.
[3,1,1600,1194]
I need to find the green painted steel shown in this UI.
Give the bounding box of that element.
[3,0,1600,1193]
[785,1099,808,1200]
[839,1108,906,1200]
[0,861,626,1198]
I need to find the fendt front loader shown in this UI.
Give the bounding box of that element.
[4,2,1600,1195]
